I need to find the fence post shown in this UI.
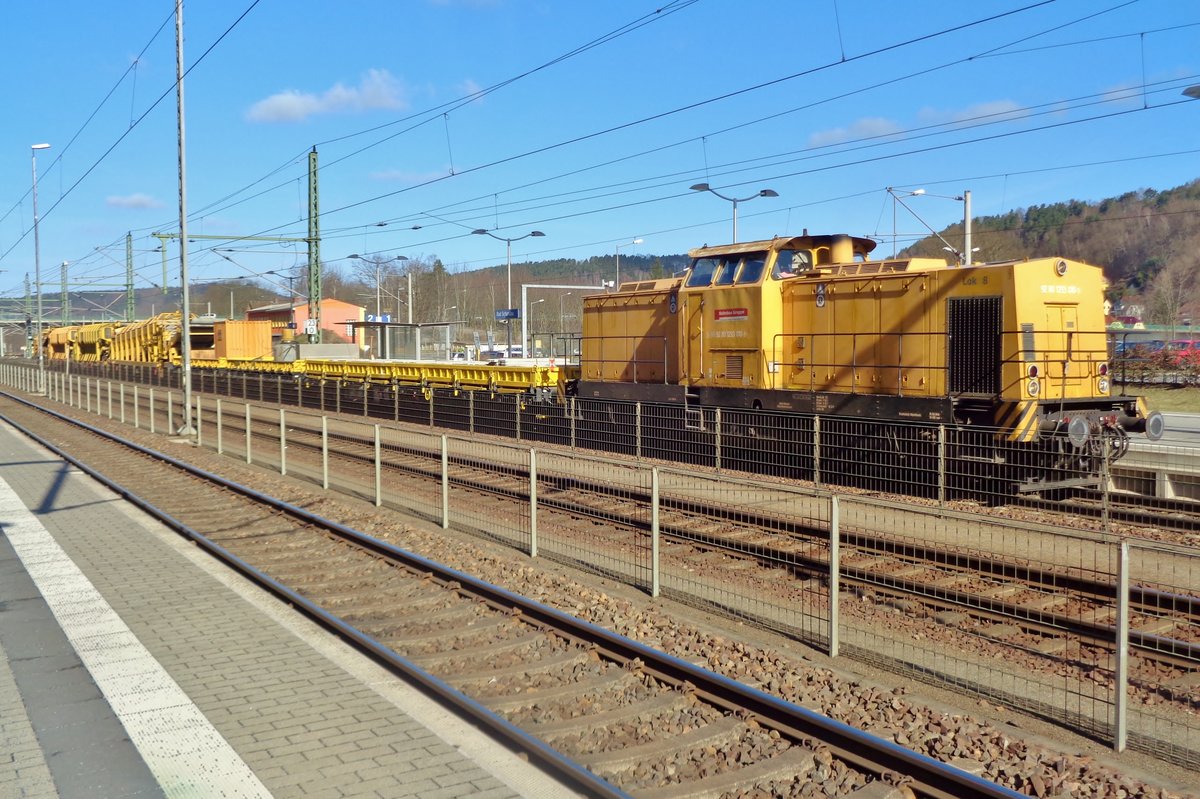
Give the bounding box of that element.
[441,434,449,529]
[195,396,202,448]
[1114,540,1130,753]
[374,424,382,507]
[651,466,660,598]
[279,408,287,476]
[636,402,642,460]
[133,386,140,429]
[429,390,434,428]
[515,397,522,442]
[829,494,840,658]
[469,391,475,434]
[245,405,252,464]
[813,415,822,486]
[529,448,538,558]
[167,390,173,432]
[570,397,576,449]
[363,382,369,418]
[714,408,722,472]
[937,424,946,506]
[216,399,224,454]
[120,384,126,424]
[1101,437,1111,535]
[321,416,329,489]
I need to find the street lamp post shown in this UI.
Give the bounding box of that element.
[472,229,545,356]
[559,292,573,333]
[689,183,777,243]
[30,142,50,393]
[613,237,643,288]
[349,254,408,320]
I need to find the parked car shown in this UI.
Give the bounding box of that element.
[1113,339,1164,359]
[1168,339,1200,366]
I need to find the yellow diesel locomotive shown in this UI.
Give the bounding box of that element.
[577,232,1162,491]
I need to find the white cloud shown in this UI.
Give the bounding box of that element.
[457,78,485,102]
[106,193,163,209]
[917,99,1028,125]
[246,69,408,123]
[808,117,903,148]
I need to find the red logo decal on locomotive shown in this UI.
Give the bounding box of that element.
[714,308,748,321]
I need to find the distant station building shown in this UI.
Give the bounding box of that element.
[245,299,365,342]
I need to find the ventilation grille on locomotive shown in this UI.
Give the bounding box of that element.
[947,296,1001,395]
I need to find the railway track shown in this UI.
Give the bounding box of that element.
[1058,488,1200,534]
[0,391,1023,799]
[225,409,1200,682]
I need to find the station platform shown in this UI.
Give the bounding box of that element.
[0,420,578,798]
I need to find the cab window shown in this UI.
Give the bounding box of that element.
[713,256,740,286]
[736,255,766,283]
[772,249,811,279]
[686,257,719,288]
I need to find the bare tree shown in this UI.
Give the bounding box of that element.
[1146,257,1198,335]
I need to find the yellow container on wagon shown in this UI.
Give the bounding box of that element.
[213,320,273,361]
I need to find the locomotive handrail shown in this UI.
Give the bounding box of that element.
[769,329,1112,397]
[577,334,669,385]
[771,331,951,396]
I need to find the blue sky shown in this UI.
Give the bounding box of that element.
[1,0,1197,304]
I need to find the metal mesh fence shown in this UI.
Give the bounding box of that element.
[445,433,530,552]
[655,468,832,648]
[533,449,654,591]
[1126,542,1200,769]
[3,361,1197,768]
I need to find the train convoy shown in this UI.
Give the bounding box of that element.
[27,231,1163,495]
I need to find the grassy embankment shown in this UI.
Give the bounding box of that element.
[1124,385,1200,413]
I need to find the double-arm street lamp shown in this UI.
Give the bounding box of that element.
[472,228,545,355]
[31,142,50,392]
[690,183,777,243]
[349,253,409,321]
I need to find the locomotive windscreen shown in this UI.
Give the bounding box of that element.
[947,296,1001,395]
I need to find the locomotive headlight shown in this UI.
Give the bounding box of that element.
[1097,376,1110,394]
[1027,378,1041,396]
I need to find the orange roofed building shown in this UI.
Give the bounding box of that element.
[245,298,365,340]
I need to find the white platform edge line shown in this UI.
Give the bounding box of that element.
[0,475,273,798]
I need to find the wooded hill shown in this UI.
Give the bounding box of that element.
[899,178,1200,325]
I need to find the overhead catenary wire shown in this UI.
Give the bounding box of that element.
[6,1,1196,293]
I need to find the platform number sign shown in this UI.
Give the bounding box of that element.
[815,283,827,308]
